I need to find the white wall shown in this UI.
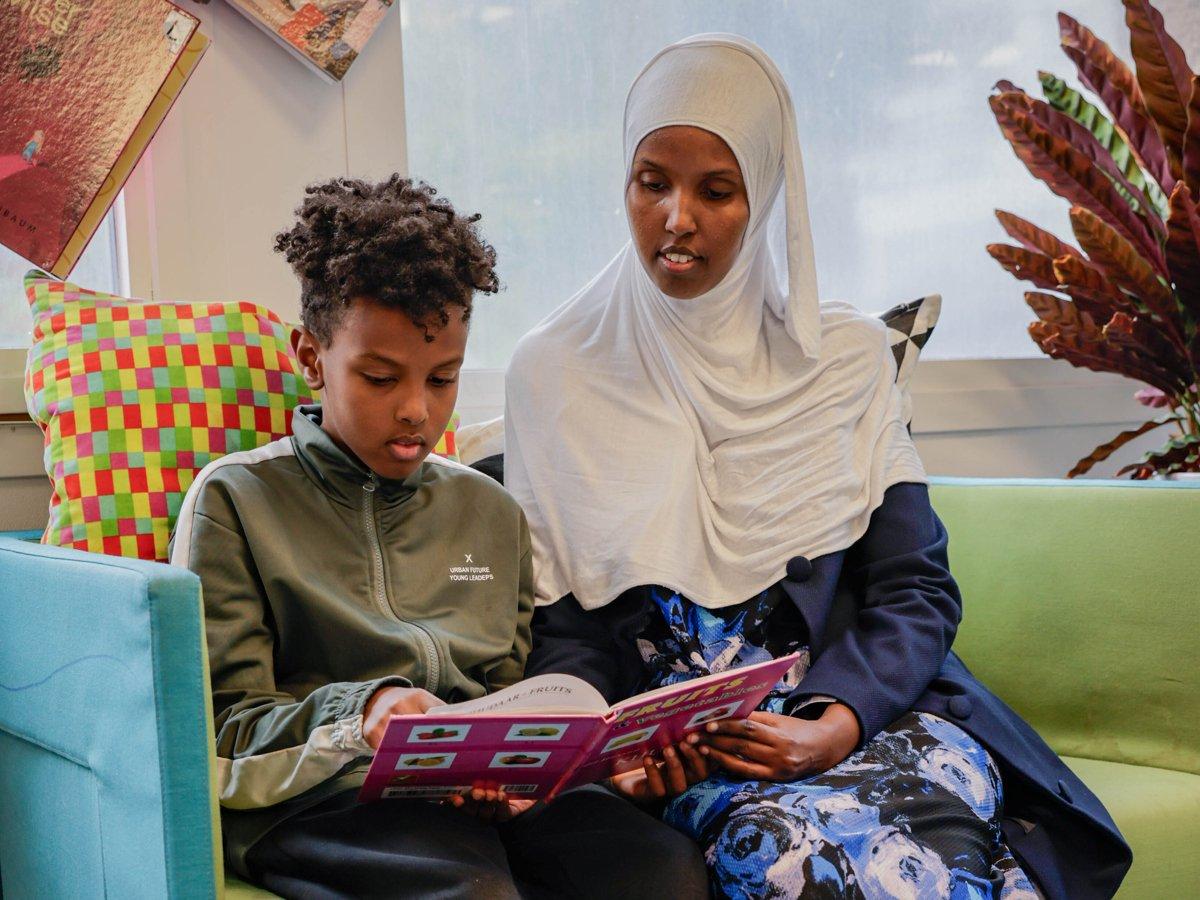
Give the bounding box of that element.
[1,2,1194,531]
[122,1,409,316]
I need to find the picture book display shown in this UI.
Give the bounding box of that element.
[0,0,209,277]
[359,653,800,802]
[224,0,393,84]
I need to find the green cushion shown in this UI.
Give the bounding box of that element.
[929,478,1200,776]
[1063,756,1200,898]
[225,875,279,898]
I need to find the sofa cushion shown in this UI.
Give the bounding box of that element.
[929,478,1200,777]
[1062,756,1200,898]
[226,875,280,898]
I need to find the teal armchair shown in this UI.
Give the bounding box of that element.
[1,477,1197,897]
[0,535,268,898]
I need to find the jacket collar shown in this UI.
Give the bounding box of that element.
[290,404,423,507]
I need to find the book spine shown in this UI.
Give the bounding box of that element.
[544,716,611,802]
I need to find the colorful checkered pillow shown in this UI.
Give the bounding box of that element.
[23,271,316,561]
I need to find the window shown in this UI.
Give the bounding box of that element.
[0,206,125,349]
[399,0,1129,369]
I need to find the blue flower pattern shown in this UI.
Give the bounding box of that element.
[638,587,1041,900]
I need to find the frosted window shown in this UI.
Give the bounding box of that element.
[403,0,1135,366]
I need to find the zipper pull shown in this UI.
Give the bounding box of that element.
[363,476,378,493]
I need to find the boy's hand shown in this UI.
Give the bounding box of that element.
[363,686,445,749]
[446,788,536,823]
[609,736,711,802]
[697,704,861,781]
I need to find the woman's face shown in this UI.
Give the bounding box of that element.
[626,125,751,299]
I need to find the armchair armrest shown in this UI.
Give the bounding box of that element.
[0,538,220,898]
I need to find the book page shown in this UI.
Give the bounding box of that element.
[434,673,609,716]
[361,712,604,801]
[553,653,801,795]
[358,675,610,802]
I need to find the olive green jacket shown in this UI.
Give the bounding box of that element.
[169,406,533,874]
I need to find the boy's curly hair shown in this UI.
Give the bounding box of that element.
[274,175,499,343]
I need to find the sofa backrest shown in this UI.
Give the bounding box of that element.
[929,477,1200,777]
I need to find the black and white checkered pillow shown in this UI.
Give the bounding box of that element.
[877,294,941,387]
[875,293,941,423]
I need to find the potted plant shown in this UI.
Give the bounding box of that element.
[987,0,1200,478]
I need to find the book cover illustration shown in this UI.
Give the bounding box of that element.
[224,0,393,84]
[0,0,208,276]
[359,653,800,802]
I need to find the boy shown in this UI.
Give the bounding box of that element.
[171,176,706,898]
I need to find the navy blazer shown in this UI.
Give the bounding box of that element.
[525,482,1132,899]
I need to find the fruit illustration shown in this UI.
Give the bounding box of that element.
[499,754,541,766]
[404,755,448,767]
[416,728,456,740]
[516,727,561,737]
[608,730,651,750]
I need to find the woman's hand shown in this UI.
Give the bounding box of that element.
[609,736,712,802]
[362,686,445,749]
[445,787,536,823]
[697,703,861,781]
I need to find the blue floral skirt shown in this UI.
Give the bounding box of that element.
[637,587,1039,899]
[663,711,1038,899]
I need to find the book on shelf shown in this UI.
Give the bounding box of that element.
[224,0,393,84]
[359,653,799,802]
[0,0,208,277]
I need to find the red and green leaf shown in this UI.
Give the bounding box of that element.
[1117,433,1200,477]
[995,209,1083,260]
[1025,291,1096,330]
[1031,323,1179,395]
[986,243,1061,290]
[1103,311,1192,375]
[1068,415,1177,477]
[1039,69,1171,217]
[1122,0,1196,181]
[1165,181,1200,318]
[1052,254,1136,320]
[1058,11,1175,192]
[1184,75,1200,198]
[1052,253,1124,299]
[1027,291,1183,395]
[1069,206,1179,331]
[990,93,1166,269]
[1016,90,1165,234]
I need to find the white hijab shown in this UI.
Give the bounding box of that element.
[505,34,926,611]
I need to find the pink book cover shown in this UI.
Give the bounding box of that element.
[0,0,208,276]
[358,653,800,802]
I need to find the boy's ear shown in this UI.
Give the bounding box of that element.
[291,327,325,392]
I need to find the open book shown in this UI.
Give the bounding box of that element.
[358,653,799,802]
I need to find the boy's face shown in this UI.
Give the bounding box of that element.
[292,298,467,480]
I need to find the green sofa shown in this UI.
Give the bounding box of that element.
[0,477,1196,898]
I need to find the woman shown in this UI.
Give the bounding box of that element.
[505,34,1130,899]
